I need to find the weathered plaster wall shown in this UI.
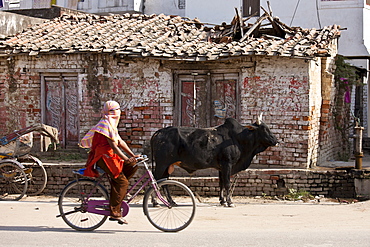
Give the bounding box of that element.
[0,11,45,38]
[241,56,314,168]
[318,56,344,164]
[308,58,323,168]
[0,53,172,152]
[78,55,173,152]
[0,56,42,133]
[0,53,339,168]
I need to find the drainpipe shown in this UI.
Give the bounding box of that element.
[354,121,364,169]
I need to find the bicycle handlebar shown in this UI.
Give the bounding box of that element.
[136,155,149,163]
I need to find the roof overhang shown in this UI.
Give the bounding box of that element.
[344,56,370,60]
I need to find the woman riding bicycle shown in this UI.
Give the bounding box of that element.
[80,100,139,225]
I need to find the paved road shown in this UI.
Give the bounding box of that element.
[1,196,370,247]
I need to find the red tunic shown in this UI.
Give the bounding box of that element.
[84,132,124,178]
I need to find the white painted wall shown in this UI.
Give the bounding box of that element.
[143,0,184,17]
[55,0,135,14]
[183,0,370,60]
[266,1,369,60]
[185,0,240,25]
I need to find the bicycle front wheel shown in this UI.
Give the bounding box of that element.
[0,160,28,201]
[58,179,109,231]
[18,155,47,196]
[143,180,196,232]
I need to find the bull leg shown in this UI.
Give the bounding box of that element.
[221,167,234,207]
[151,164,170,207]
[219,171,227,206]
[151,162,179,207]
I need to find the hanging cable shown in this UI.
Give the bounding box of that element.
[315,0,322,29]
[290,0,301,26]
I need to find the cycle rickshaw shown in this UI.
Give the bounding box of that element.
[0,124,59,201]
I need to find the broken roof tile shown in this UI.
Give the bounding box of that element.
[0,11,340,60]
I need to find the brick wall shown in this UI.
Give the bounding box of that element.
[240,57,321,168]
[0,53,341,169]
[77,56,174,152]
[0,56,42,134]
[43,164,357,199]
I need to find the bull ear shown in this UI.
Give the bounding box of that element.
[257,113,263,125]
[246,125,257,131]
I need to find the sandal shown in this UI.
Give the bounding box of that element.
[109,217,128,225]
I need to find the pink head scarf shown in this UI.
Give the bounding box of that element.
[80,101,122,148]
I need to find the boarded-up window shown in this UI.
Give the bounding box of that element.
[242,0,260,17]
[175,73,239,128]
[177,74,209,127]
[211,74,238,126]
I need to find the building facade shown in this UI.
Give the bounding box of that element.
[0,12,342,168]
[183,0,370,136]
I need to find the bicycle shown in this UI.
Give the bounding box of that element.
[0,124,59,201]
[57,155,196,232]
[0,159,28,201]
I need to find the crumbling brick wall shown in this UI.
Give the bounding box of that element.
[78,56,174,152]
[43,164,356,199]
[0,53,341,169]
[0,56,42,134]
[318,57,350,163]
[240,56,323,168]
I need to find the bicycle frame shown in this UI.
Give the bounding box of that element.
[84,158,171,217]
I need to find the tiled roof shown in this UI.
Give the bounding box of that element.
[0,12,341,61]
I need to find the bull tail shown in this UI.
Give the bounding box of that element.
[150,131,159,177]
[151,143,155,175]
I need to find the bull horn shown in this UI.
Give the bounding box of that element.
[257,113,263,125]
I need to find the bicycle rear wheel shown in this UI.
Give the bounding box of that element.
[143,180,196,232]
[0,160,28,201]
[58,179,109,231]
[18,155,47,196]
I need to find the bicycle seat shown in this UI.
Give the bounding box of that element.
[73,167,105,176]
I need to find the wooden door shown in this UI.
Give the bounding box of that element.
[44,73,79,148]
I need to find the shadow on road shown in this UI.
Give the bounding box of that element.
[0,225,161,234]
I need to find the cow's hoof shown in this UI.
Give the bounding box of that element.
[220,202,227,207]
[227,203,235,208]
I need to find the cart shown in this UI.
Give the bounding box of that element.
[0,124,59,201]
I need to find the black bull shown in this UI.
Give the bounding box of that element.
[150,117,278,207]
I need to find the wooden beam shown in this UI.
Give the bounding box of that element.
[261,6,285,38]
[267,1,273,16]
[239,14,268,42]
[234,7,244,37]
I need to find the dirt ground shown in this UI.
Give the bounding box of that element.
[197,195,363,205]
[23,193,362,205]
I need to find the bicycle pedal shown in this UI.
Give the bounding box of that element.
[24,168,33,174]
[109,217,128,225]
[3,172,16,178]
